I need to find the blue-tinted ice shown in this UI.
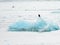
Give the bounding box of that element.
[8,17,60,32]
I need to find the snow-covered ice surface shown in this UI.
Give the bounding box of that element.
[0,31,60,45]
[0,1,60,45]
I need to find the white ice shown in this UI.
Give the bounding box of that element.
[0,1,60,45]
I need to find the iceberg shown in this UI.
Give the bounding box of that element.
[8,17,60,32]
